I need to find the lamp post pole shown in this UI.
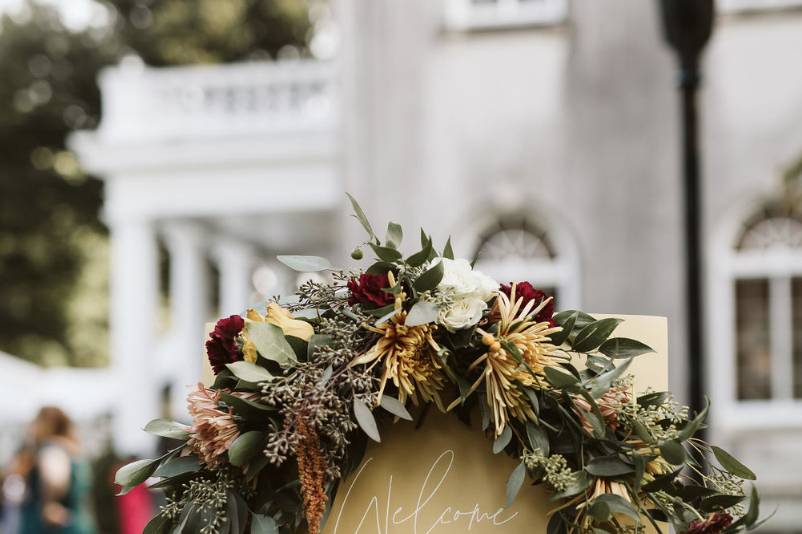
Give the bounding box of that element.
[658,0,714,417]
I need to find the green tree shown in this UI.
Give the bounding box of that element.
[0,0,312,366]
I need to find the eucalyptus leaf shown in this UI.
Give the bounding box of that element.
[413,261,444,292]
[226,361,273,383]
[353,399,381,442]
[678,397,709,442]
[379,395,413,421]
[143,513,171,534]
[585,455,634,477]
[505,462,527,507]
[572,318,622,353]
[229,431,267,467]
[406,239,433,267]
[143,418,191,440]
[526,422,549,456]
[598,337,654,359]
[544,366,579,388]
[385,222,403,249]
[442,237,454,260]
[660,440,687,465]
[276,255,332,272]
[115,458,160,495]
[369,243,403,262]
[493,426,512,454]
[589,357,634,397]
[307,334,334,360]
[318,365,333,387]
[405,300,439,327]
[245,321,297,367]
[549,312,576,347]
[153,456,200,478]
[346,192,377,241]
[595,494,640,521]
[711,446,756,480]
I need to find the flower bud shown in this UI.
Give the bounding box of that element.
[351,247,364,260]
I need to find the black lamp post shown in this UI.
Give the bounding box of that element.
[658,0,715,417]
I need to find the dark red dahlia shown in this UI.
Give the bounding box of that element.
[205,315,245,375]
[500,282,554,324]
[685,512,733,534]
[348,273,393,308]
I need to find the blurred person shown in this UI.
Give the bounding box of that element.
[17,407,95,534]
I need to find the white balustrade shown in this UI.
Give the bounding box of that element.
[97,60,336,142]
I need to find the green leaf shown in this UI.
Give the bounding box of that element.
[318,365,333,387]
[712,446,756,480]
[385,222,403,249]
[598,337,654,359]
[143,418,190,440]
[153,456,200,478]
[220,392,274,420]
[590,357,634,397]
[379,395,413,421]
[276,255,332,272]
[699,494,746,513]
[115,458,160,495]
[549,312,576,347]
[346,193,377,241]
[572,318,622,353]
[585,455,634,477]
[226,361,274,383]
[369,243,403,262]
[245,321,297,367]
[250,513,279,534]
[406,245,433,268]
[413,261,444,292]
[550,471,591,500]
[660,440,687,465]
[590,500,611,521]
[544,366,579,388]
[594,494,640,521]
[526,422,549,456]
[405,300,439,327]
[678,397,709,442]
[229,431,267,467]
[367,303,396,317]
[553,310,596,331]
[307,334,334,360]
[505,462,527,507]
[366,261,395,275]
[353,398,381,442]
[442,237,454,260]
[142,513,171,534]
[493,426,512,454]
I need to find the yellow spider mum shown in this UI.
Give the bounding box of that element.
[350,273,446,409]
[456,284,565,436]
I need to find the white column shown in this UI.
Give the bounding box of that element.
[162,221,209,420]
[109,217,160,455]
[212,240,256,316]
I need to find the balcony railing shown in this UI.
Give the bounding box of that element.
[97,59,336,143]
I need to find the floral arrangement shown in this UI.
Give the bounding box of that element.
[117,196,763,534]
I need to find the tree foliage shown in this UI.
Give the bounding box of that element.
[0,0,312,366]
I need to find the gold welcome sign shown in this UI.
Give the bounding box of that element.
[322,315,668,534]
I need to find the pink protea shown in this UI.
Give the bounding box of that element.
[573,385,632,434]
[186,383,240,467]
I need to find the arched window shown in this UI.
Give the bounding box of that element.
[730,214,802,402]
[470,214,580,309]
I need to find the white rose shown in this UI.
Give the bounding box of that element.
[438,296,488,331]
[435,258,499,301]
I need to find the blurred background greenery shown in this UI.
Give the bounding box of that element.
[0,0,312,367]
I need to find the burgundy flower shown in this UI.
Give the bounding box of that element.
[500,282,554,324]
[685,512,733,534]
[348,273,394,308]
[205,315,244,375]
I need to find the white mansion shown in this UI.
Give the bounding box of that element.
[5,0,802,527]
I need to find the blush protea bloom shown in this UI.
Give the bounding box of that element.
[573,384,632,434]
[186,384,240,467]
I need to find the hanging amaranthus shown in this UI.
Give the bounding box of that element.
[294,413,328,534]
